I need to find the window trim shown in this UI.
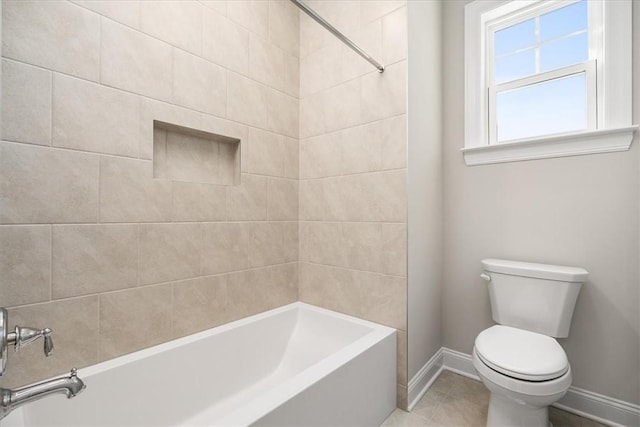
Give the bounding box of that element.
[463,0,637,166]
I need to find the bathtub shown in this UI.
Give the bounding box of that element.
[3,302,396,427]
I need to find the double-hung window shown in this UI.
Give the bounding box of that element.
[463,0,637,166]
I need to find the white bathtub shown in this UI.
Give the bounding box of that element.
[3,302,396,427]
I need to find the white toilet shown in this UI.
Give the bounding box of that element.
[472,259,588,427]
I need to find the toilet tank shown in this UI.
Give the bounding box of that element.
[482,259,588,338]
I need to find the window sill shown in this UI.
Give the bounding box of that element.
[461,126,638,166]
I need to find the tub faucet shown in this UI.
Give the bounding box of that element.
[0,368,86,420]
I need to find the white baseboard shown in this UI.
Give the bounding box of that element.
[407,347,640,427]
[441,347,479,380]
[554,387,640,427]
[407,348,444,410]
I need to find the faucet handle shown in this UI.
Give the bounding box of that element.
[0,309,54,377]
[10,326,54,357]
[43,329,54,357]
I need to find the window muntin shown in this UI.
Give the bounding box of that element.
[487,0,594,143]
[494,19,535,56]
[492,0,588,84]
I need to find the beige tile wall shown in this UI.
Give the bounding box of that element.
[297,0,409,408]
[0,0,299,388]
[1,1,409,410]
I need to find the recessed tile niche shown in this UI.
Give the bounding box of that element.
[153,120,240,185]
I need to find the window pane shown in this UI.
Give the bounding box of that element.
[496,73,587,142]
[540,0,587,42]
[494,49,535,84]
[494,18,535,56]
[540,32,588,72]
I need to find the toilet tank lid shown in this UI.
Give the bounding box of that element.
[482,259,588,282]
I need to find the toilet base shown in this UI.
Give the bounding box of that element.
[472,348,571,427]
[487,392,551,427]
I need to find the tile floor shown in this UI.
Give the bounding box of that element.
[382,371,609,427]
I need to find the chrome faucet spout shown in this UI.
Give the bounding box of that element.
[0,368,86,420]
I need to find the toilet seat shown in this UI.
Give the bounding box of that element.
[475,325,569,381]
[472,347,572,399]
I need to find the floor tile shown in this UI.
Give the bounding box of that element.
[381,409,431,427]
[411,389,447,420]
[382,371,610,427]
[550,407,584,427]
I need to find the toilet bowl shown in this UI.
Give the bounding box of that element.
[473,259,587,427]
[472,326,572,427]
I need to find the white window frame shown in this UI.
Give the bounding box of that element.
[463,0,637,166]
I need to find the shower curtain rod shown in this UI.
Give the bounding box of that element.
[289,0,385,73]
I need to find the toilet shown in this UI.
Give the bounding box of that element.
[472,259,588,427]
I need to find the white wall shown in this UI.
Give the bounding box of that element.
[636,0,640,408]
[407,0,443,381]
[442,0,640,405]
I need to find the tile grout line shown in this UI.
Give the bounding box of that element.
[199,220,204,277]
[48,68,53,147]
[1,219,374,227]
[0,139,308,182]
[169,274,175,339]
[48,225,53,302]
[0,56,298,139]
[302,261,407,280]
[299,57,406,100]
[71,0,296,86]
[4,55,405,152]
[170,46,175,107]
[4,7,403,133]
[96,149,101,224]
[137,224,141,288]
[99,17,102,84]
[3,260,301,311]
[96,293,101,363]
[200,2,204,59]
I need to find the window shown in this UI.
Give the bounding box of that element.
[463,0,637,166]
[491,1,593,143]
